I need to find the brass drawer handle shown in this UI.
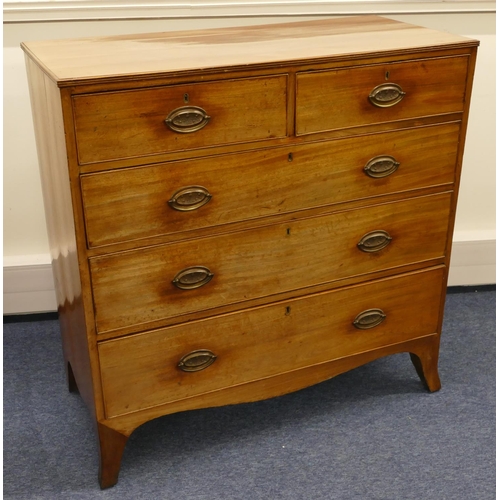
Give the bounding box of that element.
[364,155,400,178]
[172,266,214,290]
[357,230,392,253]
[353,308,386,329]
[164,106,211,133]
[168,186,212,212]
[368,83,406,108]
[178,349,217,372]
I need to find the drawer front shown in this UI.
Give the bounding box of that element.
[98,267,445,418]
[73,75,288,164]
[296,56,468,135]
[82,123,459,248]
[90,192,451,334]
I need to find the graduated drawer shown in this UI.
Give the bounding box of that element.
[98,266,445,418]
[296,56,468,135]
[72,75,288,164]
[82,122,459,248]
[90,192,452,335]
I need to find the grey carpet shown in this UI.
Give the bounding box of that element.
[4,289,495,499]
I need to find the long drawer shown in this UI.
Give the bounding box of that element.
[98,266,445,418]
[73,75,288,164]
[82,123,459,248]
[296,56,468,135]
[90,192,452,334]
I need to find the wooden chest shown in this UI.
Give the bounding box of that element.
[22,16,478,488]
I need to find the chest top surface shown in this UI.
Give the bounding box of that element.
[21,16,477,86]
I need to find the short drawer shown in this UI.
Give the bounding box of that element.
[73,75,288,164]
[90,192,452,334]
[296,56,468,135]
[98,266,445,418]
[82,122,459,248]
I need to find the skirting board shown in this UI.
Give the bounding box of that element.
[3,239,496,315]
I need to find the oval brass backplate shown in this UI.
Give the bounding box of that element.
[168,186,212,212]
[364,155,400,178]
[353,308,386,329]
[172,266,214,290]
[368,83,406,108]
[178,349,217,372]
[164,106,211,133]
[357,230,392,253]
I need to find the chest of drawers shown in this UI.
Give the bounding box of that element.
[22,16,478,488]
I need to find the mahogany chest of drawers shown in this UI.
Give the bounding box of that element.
[22,16,478,488]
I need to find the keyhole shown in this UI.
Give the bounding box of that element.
[385,71,390,80]
[286,227,291,236]
[288,152,293,162]
[184,93,189,103]
[285,306,291,316]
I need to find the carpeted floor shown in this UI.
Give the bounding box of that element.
[3,288,495,499]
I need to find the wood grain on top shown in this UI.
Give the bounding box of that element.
[20,16,478,86]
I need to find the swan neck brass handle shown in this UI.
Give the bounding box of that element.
[369,83,406,108]
[357,230,392,253]
[168,186,212,212]
[178,349,217,372]
[165,106,211,133]
[353,309,386,329]
[364,156,400,178]
[172,266,214,290]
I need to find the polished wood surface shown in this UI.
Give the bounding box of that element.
[24,56,98,416]
[99,267,444,418]
[90,192,451,336]
[22,16,478,488]
[103,332,443,435]
[81,122,459,248]
[296,55,468,135]
[73,75,287,164]
[21,17,476,86]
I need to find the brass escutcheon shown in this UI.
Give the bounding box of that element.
[172,266,214,290]
[168,186,212,212]
[353,308,386,329]
[368,83,406,108]
[164,106,210,133]
[364,155,400,178]
[178,349,217,372]
[357,230,392,253]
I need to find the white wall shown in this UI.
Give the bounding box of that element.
[3,2,496,313]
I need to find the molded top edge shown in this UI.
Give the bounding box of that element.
[21,16,479,87]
